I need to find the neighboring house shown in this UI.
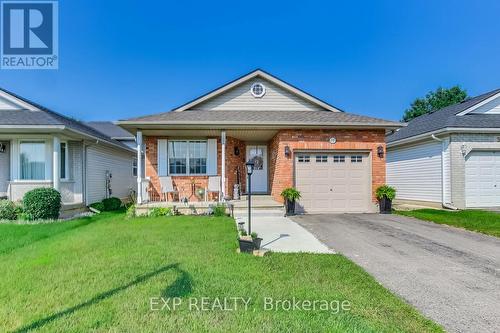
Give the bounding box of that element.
[0,88,137,206]
[118,69,402,213]
[86,121,136,149]
[387,88,500,209]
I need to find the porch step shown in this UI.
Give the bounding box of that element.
[229,195,283,210]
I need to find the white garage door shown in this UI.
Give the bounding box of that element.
[295,152,371,213]
[465,151,500,207]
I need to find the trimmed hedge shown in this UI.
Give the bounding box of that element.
[23,188,61,220]
[0,200,18,220]
[89,202,105,212]
[102,197,122,211]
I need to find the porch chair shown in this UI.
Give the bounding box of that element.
[159,176,178,202]
[207,176,221,202]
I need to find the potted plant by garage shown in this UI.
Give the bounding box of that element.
[238,230,255,253]
[281,188,301,216]
[376,185,396,214]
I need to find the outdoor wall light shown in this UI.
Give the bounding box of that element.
[0,143,5,153]
[234,146,240,156]
[461,144,468,156]
[377,145,384,158]
[245,161,254,176]
[284,145,291,157]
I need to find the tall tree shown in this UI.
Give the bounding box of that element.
[402,86,468,122]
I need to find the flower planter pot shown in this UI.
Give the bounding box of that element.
[379,197,392,214]
[238,237,255,253]
[253,237,263,250]
[285,199,296,216]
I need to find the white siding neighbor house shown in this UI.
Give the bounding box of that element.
[387,88,500,209]
[0,88,136,208]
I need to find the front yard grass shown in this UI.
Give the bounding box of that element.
[397,209,500,237]
[0,212,441,332]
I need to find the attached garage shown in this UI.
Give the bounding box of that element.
[295,152,371,213]
[465,151,500,207]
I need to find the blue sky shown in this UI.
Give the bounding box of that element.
[0,0,499,122]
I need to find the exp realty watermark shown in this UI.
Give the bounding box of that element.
[150,297,351,313]
[1,0,58,69]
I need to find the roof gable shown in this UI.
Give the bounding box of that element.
[173,69,342,112]
[0,90,38,111]
[459,94,500,115]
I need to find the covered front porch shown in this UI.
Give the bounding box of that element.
[0,134,84,205]
[134,127,281,206]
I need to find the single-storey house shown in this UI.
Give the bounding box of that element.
[0,88,137,207]
[386,88,500,209]
[119,69,402,213]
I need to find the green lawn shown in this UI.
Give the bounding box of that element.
[0,212,441,332]
[397,209,500,237]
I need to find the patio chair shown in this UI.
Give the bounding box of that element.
[159,176,178,202]
[207,176,221,201]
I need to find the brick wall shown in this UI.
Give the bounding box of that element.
[144,136,245,201]
[268,129,386,203]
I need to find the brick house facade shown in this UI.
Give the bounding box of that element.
[119,69,402,212]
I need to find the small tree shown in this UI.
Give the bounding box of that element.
[403,86,468,122]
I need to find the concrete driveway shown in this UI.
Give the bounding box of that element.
[291,214,500,333]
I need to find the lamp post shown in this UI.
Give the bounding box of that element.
[245,161,255,235]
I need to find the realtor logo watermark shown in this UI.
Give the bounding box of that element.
[1,0,58,69]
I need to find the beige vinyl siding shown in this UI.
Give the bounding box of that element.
[387,140,442,202]
[0,141,9,196]
[470,96,500,114]
[190,78,326,112]
[86,145,135,204]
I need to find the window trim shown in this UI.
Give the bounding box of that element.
[167,140,208,176]
[18,140,47,181]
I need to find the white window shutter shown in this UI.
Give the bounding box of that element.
[206,139,217,175]
[157,139,168,176]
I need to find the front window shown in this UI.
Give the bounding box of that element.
[168,140,207,175]
[20,141,46,180]
[60,142,67,179]
[133,158,138,177]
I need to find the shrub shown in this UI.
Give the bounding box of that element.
[212,204,227,217]
[0,200,18,220]
[280,188,301,202]
[102,197,122,211]
[376,185,397,201]
[149,207,173,217]
[23,188,61,220]
[126,204,136,219]
[89,202,105,212]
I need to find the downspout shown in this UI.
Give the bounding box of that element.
[221,130,226,201]
[431,134,458,210]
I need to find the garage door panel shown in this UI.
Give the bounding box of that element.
[465,151,500,207]
[295,152,371,213]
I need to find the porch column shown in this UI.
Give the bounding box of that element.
[136,131,143,204]
[52,136,60,192]
[221,130,226,200]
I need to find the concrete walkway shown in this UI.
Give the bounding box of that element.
[234,209,332,254]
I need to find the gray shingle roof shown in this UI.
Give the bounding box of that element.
[121,110,402,128]
[86,121,134,140]
[387,88,500,143]
[0,87,133,151]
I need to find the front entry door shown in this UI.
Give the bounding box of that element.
[246,145,268,193]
